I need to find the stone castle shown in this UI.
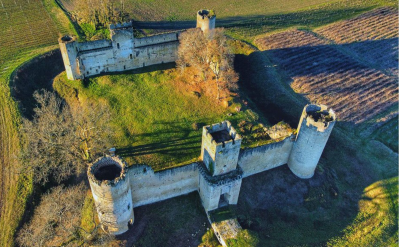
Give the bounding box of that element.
[59,9,215,80]
[59,10,337,245]
[87,104,336,238]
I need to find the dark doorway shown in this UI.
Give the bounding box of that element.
[218,193,229,208]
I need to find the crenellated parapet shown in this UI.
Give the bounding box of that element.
[88,104,336,239]
[201,120,242,176]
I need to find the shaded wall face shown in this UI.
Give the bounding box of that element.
[128,163,199,207]
[89,179,134,235]
[239,136,294,177]
[65,32,179,79]
[199,174,242,212]
[288,118,335,178]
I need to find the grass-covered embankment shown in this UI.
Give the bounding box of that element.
[53,64,276,171]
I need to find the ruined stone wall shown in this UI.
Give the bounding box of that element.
[133,41,179,68]
[79,39,112,51]
[88,156,134,235]
[75,33,179,78]
[238,136,294,178]
[60,32,180,80]
[134,32,180,48]
[127,163,198,207]
[201,121,242,176]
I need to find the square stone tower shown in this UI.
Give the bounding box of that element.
[200,121,242,176]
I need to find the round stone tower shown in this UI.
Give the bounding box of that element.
[288,104,336,179]
[196,9,216,33]
[88,156,134,235]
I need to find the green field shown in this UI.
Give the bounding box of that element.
[63,0,396,41]
[0,0,398,246]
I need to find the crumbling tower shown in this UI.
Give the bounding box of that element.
[58,35,81,80]
[199,121,243,211]
[88,156,134,235]
[201,121,242,176]
[288,104,336,178]
[197,9,216,33]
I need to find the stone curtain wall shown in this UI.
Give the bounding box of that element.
[128,163,199,207]
[134,32,180,48]
[127,137,295,208]
[239,136,294,178]
[133,41,179,68]
[63,32,180,79]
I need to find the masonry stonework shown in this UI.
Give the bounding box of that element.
[88,156,134,235]
[196,9,216,33]
[288,104,336,178]
[59,9,216,80]
[87,104,336,239]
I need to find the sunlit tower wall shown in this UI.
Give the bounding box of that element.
[196,9,216,33]
[288,104,336,179]
[88,156,134,235]
[58,35,81,80]
[201,120,242,176]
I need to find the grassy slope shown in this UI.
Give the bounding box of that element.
[53,66,274,171]
[0,0,75,245]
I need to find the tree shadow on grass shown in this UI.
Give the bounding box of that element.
[117,136,199,157]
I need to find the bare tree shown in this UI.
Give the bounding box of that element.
[20,90,113,184]
[17,183,115,246]
[177,28,209,80]
[20,90,78,184]
[177,28,239,100]
[71,101,112,163]
[73,0,127,28]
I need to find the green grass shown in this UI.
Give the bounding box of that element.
[371,117,398,152]
[328,177,398,247]
[80,190,97,234]
[0,0,77,245]
[54,66,275,170]
[60,0,396,43]
[0,45,59,247]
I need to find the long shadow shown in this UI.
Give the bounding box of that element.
[117,136,199,157]
[234,51,306,126]
[234,37,398,246]
[133,6,373,31]
[11,50,65,119]
[265,38,398,76]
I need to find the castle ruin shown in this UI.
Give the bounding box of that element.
[88,104,336,240]
[59,10,337,245]
[59,10,215,80]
